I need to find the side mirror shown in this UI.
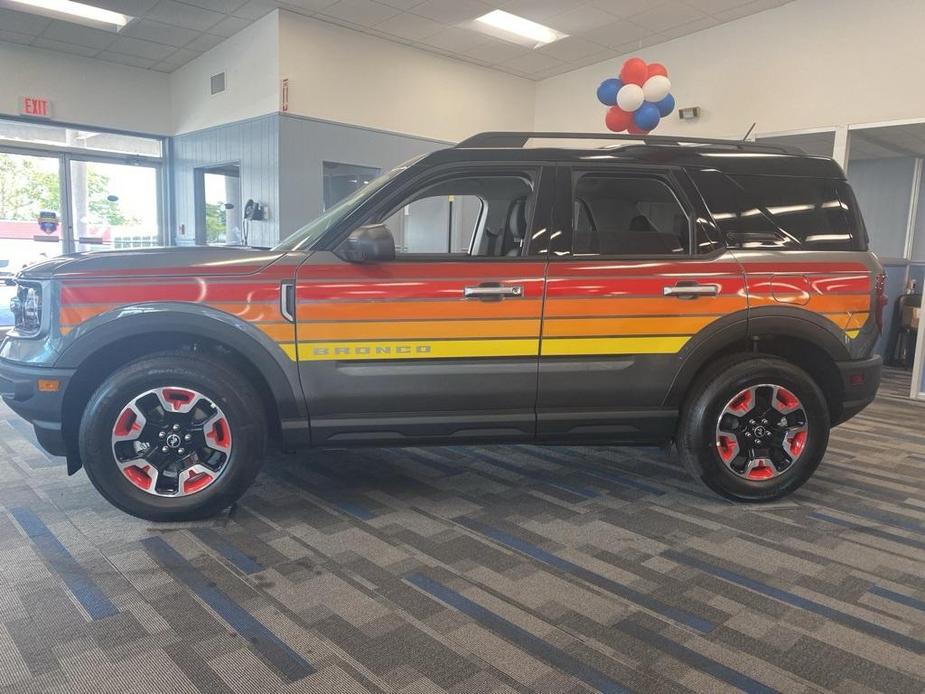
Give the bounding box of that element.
[335,224,396,263]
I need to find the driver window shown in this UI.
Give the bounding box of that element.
[380,173,534,257]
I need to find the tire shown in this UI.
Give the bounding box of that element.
[676,354,830,502]
[79,351,267,521]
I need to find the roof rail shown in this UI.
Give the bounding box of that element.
[455,131,805,155]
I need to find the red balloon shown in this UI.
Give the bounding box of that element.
[619,57,648,86]
[605,106,634,132]
[627,124,650,135]
[647,63,668,78]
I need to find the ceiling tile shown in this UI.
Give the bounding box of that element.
[277,0,338,13]
[96,50,157,67]
[0,29,34,45]
[0,8,51,35]
[502,50,564,75]
[179,0,248,14]
[376,12,442,40]
[682,0,753,15]
[86,0,160,17]
[410,0,490,24]
[121,18,201,46]
[186,32,226,50]
[497,0,574,22]
[108,34,178,59]
[377,0,424,9]
[712,0,789,21]
[32,38,102,56]
[418,26,484,52]
[537,36,607,62]
[587,0,661,18]
[39,21,118,50]
[319,0,400,27]
[232,0,277,18]
[655,15,717,40]
[581,19,647,48]
[629,1,708,31]
[545,5,618,34]
[145,0,224,32]
[151,46,202,69]
[459,37,527,64]
[208,15,251,36]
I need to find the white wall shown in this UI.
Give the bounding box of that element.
[169,11,279,135]
[534,0,925,138]
[278,11,534,143]
[0,42,170,134]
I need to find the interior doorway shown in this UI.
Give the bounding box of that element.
[196,163,242,245]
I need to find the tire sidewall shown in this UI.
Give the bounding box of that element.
[79,356,265,521]
[681,357,829,501]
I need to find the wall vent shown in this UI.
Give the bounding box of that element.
[210,72,226,95]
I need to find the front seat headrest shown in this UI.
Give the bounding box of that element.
[504,198,527,255]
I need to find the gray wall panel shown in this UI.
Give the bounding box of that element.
[278,114,446,242]
[847,157,915,260]
[171,114,280,248]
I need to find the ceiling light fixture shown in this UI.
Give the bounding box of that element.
[3,0,129,31]
[471,9,567,48]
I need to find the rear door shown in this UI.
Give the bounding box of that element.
[537,164,748,441]
[295,163,555,445]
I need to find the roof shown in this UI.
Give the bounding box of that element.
[419,131,845,179]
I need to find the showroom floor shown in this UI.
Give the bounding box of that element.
[0,370,923,694]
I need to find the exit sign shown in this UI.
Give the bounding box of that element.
[20,97,51,118]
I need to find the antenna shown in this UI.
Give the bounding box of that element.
[742,122,757,141]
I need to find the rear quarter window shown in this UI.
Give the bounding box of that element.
[690,169,866,251]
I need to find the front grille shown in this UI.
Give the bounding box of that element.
[10,281,42,336]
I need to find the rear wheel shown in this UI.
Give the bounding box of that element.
[677,355,829,501]
[79,352,267,521]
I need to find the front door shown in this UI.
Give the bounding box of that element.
[537,165,748,441]
[295,164,554,445]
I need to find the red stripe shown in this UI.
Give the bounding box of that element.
[741,262,868,273]
[545,277,746,298]
[61,282,280,305]
[547,261,743,276]
[295,278,545,302]
[298,262,547,279]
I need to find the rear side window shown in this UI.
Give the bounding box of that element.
[691,170,865,251]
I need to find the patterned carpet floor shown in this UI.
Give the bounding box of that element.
[0,368,924,693]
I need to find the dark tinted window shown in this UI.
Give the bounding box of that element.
[691,169,864,250]
[566,175,689,256]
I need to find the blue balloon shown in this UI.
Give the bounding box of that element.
[596,78,623,106]
[655,93,675,117]
[634,102,660,131]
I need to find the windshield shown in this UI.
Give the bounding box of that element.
[274,157,422,252]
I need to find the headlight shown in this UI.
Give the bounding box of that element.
[10,281,43,336]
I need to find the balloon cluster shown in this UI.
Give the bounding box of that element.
[596,57,674,134]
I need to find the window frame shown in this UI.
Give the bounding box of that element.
[318,161,555,262]
[549,164,703,261]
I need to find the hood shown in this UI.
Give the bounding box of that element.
[18,246,285,280]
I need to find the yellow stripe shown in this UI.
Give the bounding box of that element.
[283,339,540,361]
[541,336,690,356]
[845,329,860,340]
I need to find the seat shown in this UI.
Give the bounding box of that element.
[502,198,527,256]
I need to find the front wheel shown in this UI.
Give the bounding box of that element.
[677,355,830,502]
[79,352,267,521]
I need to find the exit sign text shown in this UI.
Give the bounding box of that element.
[20,97,51,118]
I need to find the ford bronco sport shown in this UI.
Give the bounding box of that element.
[0,132,883,521]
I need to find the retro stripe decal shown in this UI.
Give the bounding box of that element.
[282,339,540,361]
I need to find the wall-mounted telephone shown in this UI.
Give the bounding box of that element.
[241,199,266,246]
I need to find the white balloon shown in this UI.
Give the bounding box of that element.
[643,75,671,103]
[616,84,644,112]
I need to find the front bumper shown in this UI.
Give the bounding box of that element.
[834,354,882,424]
[0,358,75,457]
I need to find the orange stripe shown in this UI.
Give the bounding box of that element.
[748,294,870,312]
[298,319,540,340]
[543,315,718,337]
[544,296,746,318]
[256,323,296,341]
[297,300,542,322]
[824,311,870,330]
[60,305,112,324]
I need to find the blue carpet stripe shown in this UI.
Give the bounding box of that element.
[407,573,630,694]
[11,508,119,620]
[868,586,925,614]
[808,512,925,552]
[663,550,925,655]
[615,620,779,694]
[191,529,264,575]
[142,536,315,681]
[461,450,600,498]
[458,518,715,633]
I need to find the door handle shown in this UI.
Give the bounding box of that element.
[280,280,295,322]
[663,282,720,298]
[463,284,524,300]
